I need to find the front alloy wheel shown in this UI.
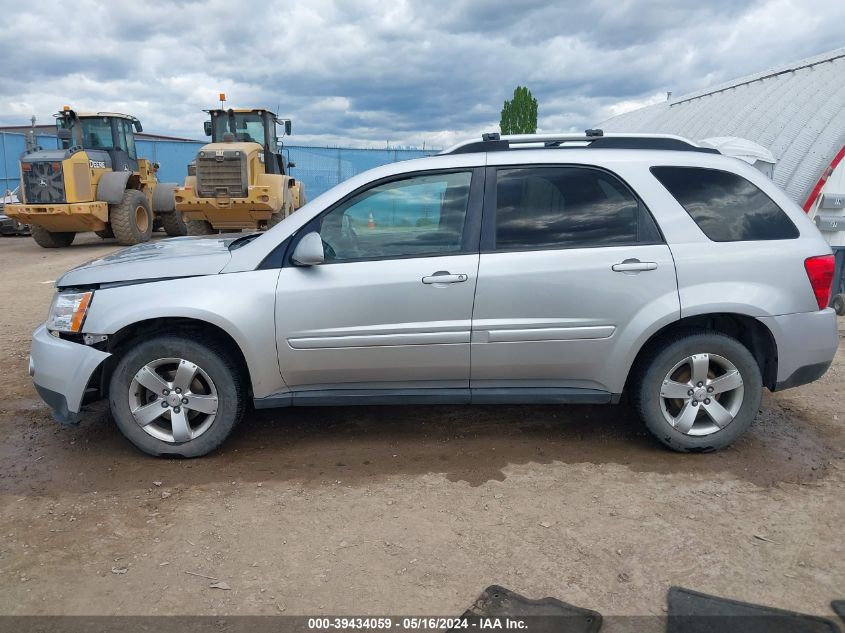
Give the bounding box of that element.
[129,357,219,443]
[109,336,244,457]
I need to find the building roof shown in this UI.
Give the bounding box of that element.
[600,47,845,206]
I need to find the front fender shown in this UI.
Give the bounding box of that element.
[83,270,284,398]
[96,171,132,204]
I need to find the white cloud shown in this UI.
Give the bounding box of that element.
[0,0,842,147]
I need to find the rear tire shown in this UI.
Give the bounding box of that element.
[185,219,216,235]
[832,294,845,316]
[632,330,762,452]
[109,335,245,458]
[110,189,153,245]
[160,211,188,237]
[30,225,75,248]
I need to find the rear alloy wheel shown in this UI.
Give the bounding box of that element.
[109,336,244,457]
[634,331,762,452]
[30,225,75,248]
[658,353,745,436]
[110,189,154,245]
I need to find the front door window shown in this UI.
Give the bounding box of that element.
[317,171,473,262]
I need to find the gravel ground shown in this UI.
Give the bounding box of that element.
[0,232,843,620]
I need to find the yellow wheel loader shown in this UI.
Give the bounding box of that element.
[5,109,186,248]
[174,108,305,234]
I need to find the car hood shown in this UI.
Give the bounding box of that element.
[56,235,243,288]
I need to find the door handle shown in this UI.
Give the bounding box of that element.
[612,259,658,273]
[422,271,468,284]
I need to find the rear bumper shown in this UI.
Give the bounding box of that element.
[29,324,110,424]
[759,309,839,391]
[5,202,109,232]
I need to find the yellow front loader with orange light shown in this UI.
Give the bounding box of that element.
[174,104,305,233]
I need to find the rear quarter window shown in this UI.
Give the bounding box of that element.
[650,166,799,242]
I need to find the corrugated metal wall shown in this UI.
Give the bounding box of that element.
[600,48,845,207]
[1,132,434,200]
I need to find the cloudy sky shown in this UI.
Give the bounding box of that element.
[0,0,843,148]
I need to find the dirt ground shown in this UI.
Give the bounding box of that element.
[0,231,843,621]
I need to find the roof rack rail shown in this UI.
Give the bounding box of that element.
[441,130,720,155]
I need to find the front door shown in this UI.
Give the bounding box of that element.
[470,165,680,395]
[109,118,139,173]
[275,168,483,391]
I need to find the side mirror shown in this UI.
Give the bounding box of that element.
[203,120,212,136]
[285,120,292,135]
[291,231,324,266]
[56,128,72,140]
[287,161,296,169]
[133,120,143,133]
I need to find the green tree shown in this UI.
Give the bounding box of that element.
[500,86,538,134]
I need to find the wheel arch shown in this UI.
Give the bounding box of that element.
[624,313,779,394]
[97,317,254,400]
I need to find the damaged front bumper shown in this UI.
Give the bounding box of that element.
[29,323,110,425]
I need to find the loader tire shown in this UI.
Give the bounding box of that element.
[267,211,285,228]
[185,219,216,235]
[160,211,188,237]
[110,189,153,246]
[30,225,75,248]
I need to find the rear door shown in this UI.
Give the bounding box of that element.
[470,164,680,397]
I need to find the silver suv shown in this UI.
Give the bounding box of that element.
[29,132,839,457]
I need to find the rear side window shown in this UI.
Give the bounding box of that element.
[651,166,798,241]
[494,166,661,250]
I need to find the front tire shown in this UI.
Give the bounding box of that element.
[633,331,762,452]
[109,335,245,457]
[30,225,75,248]
[110,189,153,245]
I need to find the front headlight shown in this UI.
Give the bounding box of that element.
[47,291,93,333]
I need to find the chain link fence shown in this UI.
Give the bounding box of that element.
[0,132,436,200]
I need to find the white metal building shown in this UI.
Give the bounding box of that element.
[600,47,845,236]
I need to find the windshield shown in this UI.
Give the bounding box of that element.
[212,112,267,144]
[57,116,115,150]
[80,118,115,150]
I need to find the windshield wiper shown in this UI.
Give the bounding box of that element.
[228,233,261,251]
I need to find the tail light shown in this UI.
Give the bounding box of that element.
[804,255,835,310]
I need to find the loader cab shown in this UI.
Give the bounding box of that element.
[205,108,292,176]
[56,110,142,173]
